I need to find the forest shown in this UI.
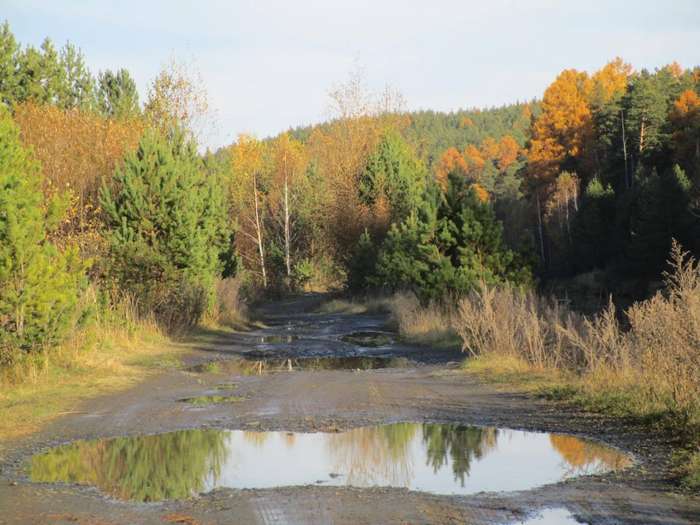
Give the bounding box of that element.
[0,19,699,492]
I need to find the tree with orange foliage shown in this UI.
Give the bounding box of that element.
[434,147,467,189]
[670,89,700,170]
[527,69,594,191]
[463,144,485,178]
[590,57,633,107]
[479,137,500,161]
[471,183,490,203]
[496,135,520,171]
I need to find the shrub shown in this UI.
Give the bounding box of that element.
[0,110,85,364]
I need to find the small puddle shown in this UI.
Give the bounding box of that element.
[189,356,409,375]
[257,335,300,344]
[340,331,393,347]
[28,423,631,502]
[514,508,586,524]
[180,395,243,405]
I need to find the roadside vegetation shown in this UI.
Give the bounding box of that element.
[379,243,699,488]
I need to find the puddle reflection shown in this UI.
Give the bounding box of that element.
[189,356,410,375]
[29,423,631,502]
[514,508,587,524]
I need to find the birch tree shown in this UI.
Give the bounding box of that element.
[229,135,269,288]
[268,133,308,282]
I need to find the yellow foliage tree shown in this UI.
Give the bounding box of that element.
[527,69,594,192]
[497,135,520,171]
[590,57,633,106]
[13,101,144,253]
[228,134,269,287]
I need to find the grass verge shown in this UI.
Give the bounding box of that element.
[0,306,185,455]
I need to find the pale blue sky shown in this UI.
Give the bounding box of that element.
[4,1,699,148]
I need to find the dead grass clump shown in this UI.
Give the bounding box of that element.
[318,296,390,315]
[205,277,248,329]
[455,283,584,370]
[387,292,458,346]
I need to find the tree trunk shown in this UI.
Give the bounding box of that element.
[536,192,546,265]
[253,174,267,288]
[283,153,291,279]
[620,110,630,189]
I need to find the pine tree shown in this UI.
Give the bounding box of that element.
[58,42,95,110]
[572,178,615,271]
[97,69,140,119]
[0,21,19,107]
[359,131,427,225]
[0,110,84,363]
[372,177,529,300]
[100,129,229,326]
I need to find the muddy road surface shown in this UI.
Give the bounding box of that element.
[1,295,698,524]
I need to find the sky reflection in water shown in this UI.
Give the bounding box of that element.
[29,423,630,502]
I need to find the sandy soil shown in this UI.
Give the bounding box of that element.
[1,294,698,525]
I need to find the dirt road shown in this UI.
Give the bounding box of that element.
[1,295,698,524]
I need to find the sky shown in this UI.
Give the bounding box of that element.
[4,0,700,149]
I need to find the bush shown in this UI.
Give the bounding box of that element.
[0,110,85,365]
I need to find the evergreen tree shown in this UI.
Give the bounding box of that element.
[359,131,427,222]
[96,69,140,119]
[371,177,530,300]
[0,21,19,107]
[623,165,694,276]
[571,178,615,271]
[100,129,229,326]
[58,42,95,110]
[0,110,84,363]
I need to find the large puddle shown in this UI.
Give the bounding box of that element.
[189,356,410,375]
[28,423,631,502]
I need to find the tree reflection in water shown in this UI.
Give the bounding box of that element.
[549,434,631,474]
[327,423,418,485]
[422,424,498,485]
[28,424,631,501]
[326,423,500,487]
[30,429,228,502]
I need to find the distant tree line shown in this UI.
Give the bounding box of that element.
[1,18,698,365]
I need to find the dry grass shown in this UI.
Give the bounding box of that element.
[204,277,249,330]
[318,296,391,315]
[386,292,459,347]
[456,242,700,429]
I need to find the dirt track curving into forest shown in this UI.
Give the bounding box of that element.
[1,295,698,525]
